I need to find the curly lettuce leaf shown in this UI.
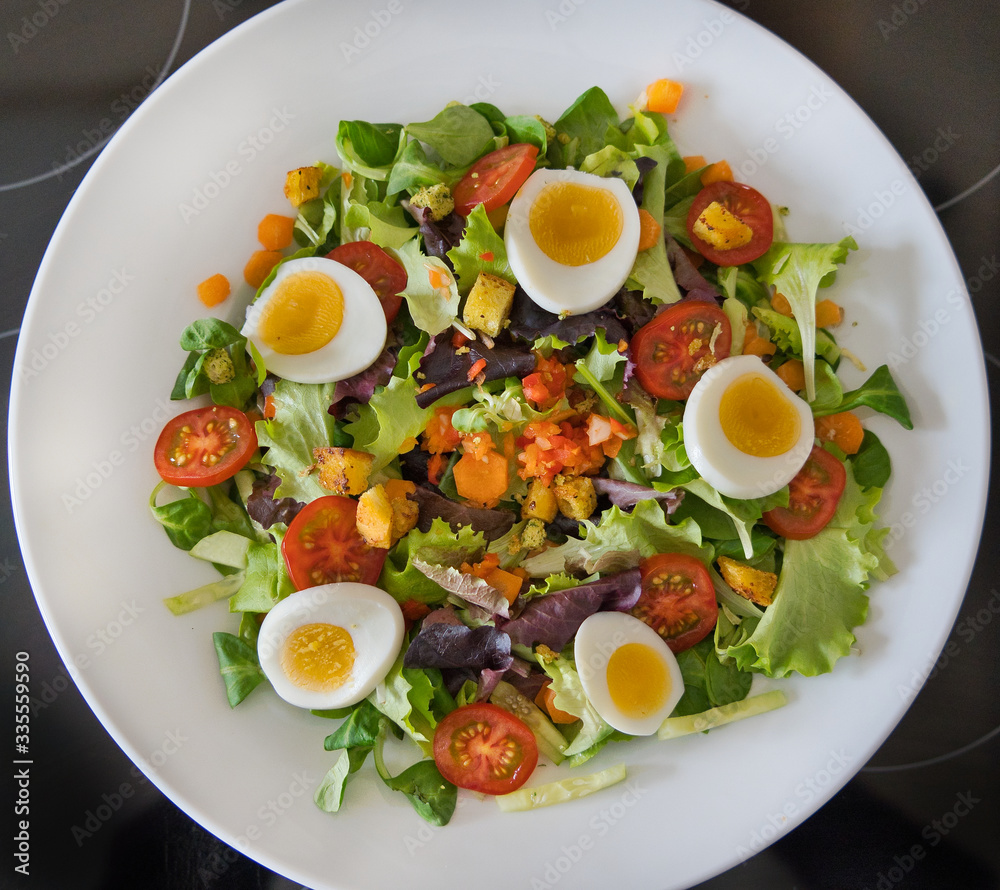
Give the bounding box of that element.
[719,460,893,677]
[520,499,710,577]
[446,204,514,290]
[255,380,338,501]
[343,343,436,475]
[380,517,486,605]
[539,654,616,763]
[752,236,857,402]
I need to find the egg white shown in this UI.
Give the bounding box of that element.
[241,255,387,385]
[504,168,640,316]
[682,354,814,500]
[574,611,684,736]
[257,582,404,710]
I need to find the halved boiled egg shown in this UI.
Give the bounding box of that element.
[504,168,641,315]
[241,256,387,384]
[574,611,684,736]
[683,354,814,500]
[257,582,404,710]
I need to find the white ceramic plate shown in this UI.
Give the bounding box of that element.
[9,1,989,888]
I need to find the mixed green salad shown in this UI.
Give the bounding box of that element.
[150,84,912,825]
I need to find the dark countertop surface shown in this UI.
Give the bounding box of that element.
[2,1,997,888]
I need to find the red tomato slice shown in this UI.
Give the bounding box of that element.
[282,495,387,590]
[632,553,718,654]
[762,445,847,540]
[452,143,539,217]
[630,300,732,400]
[686,181,774,266]
[153,405,257,488]
[326,241,407,323]
[432,702,538,795]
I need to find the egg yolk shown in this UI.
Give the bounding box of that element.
[529,182,623,266]
[606,642,670,719]
[281,622,355,691]
[258,271,344,355]
[719,373,801,457]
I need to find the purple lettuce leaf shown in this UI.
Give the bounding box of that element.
[412,558,510,618]
[591,478,684,512]
[328,346,397,416]
[415,332,536,409]
[403,622,512,673]
[665,234,722,303]
[612,288,658,338]
[404,203,467,262]
[506,286,628,347]
[497,568,642,652]
[246,474,303,529]
[409,486,516,542]
[631,156,659,206]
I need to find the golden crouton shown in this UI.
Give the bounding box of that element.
[356,481,418,549]
[521,478,558,523]
[313,447,374,496]
[520,517,548,550]
[553,476,597,521]
[462,272,516,338]
[717,555,778,607]
[691,201,753,251]
[284,166,322,207]
[356,485,394,549]
[408,183,454,221]
[384,479,419,541]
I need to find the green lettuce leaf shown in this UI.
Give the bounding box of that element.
[625,142,684,305]
[520,499,710,577]
[336,120,405,180]
[752,236,857,402]
[254,380,338,501]
[547,86,624,169]
[719,459,892,677]
[406,104,496,166]
[539,655,615,762]
[379,517,487,606]
[446,203,515,290]
[395,239,461,335]
[342,201,417,250]
[342,342,437,476]
[229,537,294,613]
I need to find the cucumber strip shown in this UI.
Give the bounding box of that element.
[657,689,788,740]
[163,571,245,616]
[190,530,252,569]
[490,680,568,765]
[496,763,628,812]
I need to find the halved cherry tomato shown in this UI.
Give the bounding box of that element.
[762,445,846,540]
[432,702,538,795]
[686,181,773,266]
[632,553,718,653]
[282,495,387,590]
[452,143,539,217]
[326,241,406,323]
[630,300,732,400]
[153,405,257,488]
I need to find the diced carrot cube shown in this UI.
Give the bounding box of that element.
[645,78,684,114]
[257,213,295,251]
[196,273,230,308]
[700,160,733,185]
[243,250,283,289]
